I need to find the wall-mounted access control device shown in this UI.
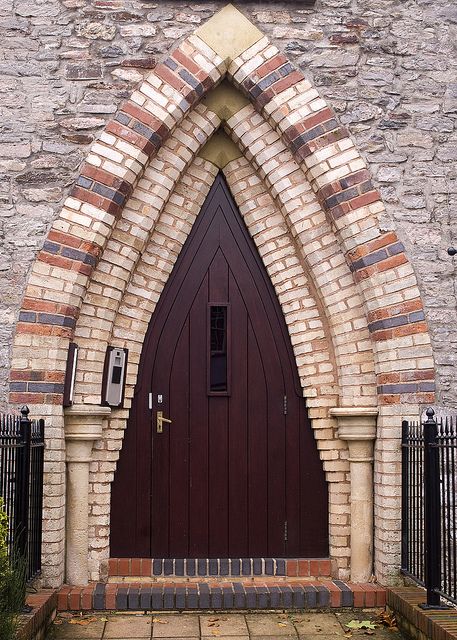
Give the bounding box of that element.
[101,346,128,408]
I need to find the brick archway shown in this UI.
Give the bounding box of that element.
[9,5,434,586]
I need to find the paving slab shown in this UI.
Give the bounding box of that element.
[152,614,199,637]
[47,610,407,640]
[201,637,248,640]
[335,609,397,638]
[298,636,346,640]
[292,612,344,636]
[200,614,249,636]
[48,617,106,639]
[245,613,298,637]
[104,614,152,638]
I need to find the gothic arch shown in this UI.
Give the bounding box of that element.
[9,5,434,586]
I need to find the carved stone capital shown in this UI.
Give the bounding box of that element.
[64,405,110,463]
[330,407,378,441]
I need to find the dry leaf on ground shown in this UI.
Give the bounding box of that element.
[68,617,98,626]
[346,620,377,630]
[377,610,398,630]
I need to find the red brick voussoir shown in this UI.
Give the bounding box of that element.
[235,54,384,228]
[232,50,434,408]
[10,25,435,420]
[69,42,218,222]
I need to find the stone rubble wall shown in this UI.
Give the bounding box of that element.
[0,0,457,396]
[1,0,456,408]
[0,0,457,588]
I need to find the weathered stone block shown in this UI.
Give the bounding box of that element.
[65,63,103,80]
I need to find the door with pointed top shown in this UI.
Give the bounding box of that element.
[110,173,328,558]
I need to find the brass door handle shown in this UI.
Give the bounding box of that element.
[157,411,172,433]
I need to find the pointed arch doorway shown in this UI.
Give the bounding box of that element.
[110,174,328,559]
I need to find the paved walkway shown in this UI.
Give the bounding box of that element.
[47,610,406,639]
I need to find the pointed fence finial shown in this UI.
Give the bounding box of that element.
[20,405,30,418]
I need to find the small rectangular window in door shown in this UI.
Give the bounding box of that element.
[208,304,230,394]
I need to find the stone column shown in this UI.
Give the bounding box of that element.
[330,407,378,583]
[64,405,110,585]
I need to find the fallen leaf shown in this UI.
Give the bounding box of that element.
[346,620,377,630]
[278,622,288,627]
[362,621,377,630]
[68,617,97,626]
[208,622,220,627]
[208,617,219,622]
[211,630,221,637]
[152,617,168,624]
[53,620,63,626]
[377,611,398,629]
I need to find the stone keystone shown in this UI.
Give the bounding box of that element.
[195,3,264,62]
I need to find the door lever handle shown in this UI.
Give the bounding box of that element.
[156,411,172,433]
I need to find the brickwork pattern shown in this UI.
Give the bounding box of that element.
[56,580,387,611]
[18,590,57,640]
[107,557,332,579]
[1,2,443,588]
[2,2,453,408]
[388,587,457,640]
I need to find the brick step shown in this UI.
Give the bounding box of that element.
[108,557,332,578]
[58,580,386,612]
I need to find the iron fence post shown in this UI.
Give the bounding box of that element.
[401,420,409,573]
[422,408,442,608]
[16,405,31,560]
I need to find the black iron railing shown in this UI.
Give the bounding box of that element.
[402,408,457,608]
[0,406,45,582]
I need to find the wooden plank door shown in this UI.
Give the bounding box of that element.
[110,173,328,558]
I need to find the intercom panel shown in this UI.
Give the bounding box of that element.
[102,346,128,408]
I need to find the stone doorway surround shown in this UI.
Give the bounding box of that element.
[8,4,434,587]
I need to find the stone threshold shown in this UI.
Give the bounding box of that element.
[17,590,57,640]
[387,586,457,640]
[108,557,331,578]
[58,580,386,611]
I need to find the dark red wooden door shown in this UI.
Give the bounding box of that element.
[111,174,328,558]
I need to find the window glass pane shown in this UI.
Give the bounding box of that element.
[210,306,227,392]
